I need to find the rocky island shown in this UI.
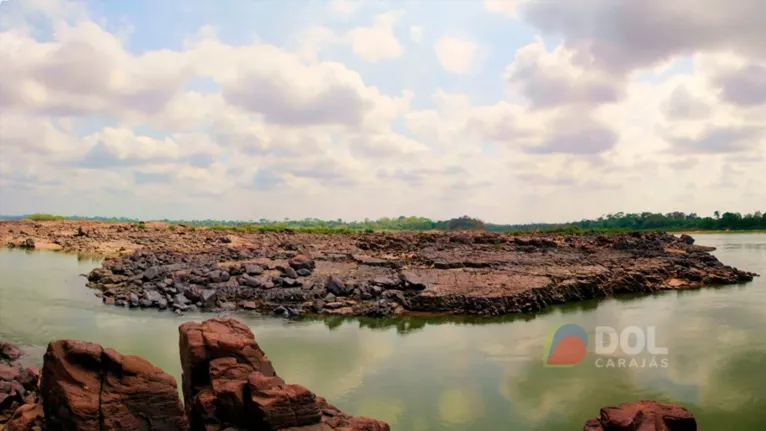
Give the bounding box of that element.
[0,220,758,318]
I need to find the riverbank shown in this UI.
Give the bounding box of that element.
[1,220,758,318]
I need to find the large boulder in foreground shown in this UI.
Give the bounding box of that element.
[40,340,187,431]
[179,317,389,431]
[583,400,697,430]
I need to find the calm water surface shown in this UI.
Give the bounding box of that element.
[1,234,764,430]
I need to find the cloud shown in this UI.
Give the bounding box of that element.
[519,0,766,75]
[711,62,766,107]
[484,0,517,18]
[666,125,765,154]
[505,39,622,109]
[434,36,478,75]
[1,0,764,222]
[345,11,404,62]
[661,85,711,120]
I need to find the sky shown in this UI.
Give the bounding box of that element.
[0,0,764,223]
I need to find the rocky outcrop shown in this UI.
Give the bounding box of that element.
[583,400,697,430]
[40,340,187,431]
[83,231,758,317]
[179,318,390,431]
[1,343,41,430]
[2,317,390,431]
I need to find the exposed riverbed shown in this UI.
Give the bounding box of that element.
[0,234,764,430]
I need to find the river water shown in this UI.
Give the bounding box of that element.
[0,234,764,430]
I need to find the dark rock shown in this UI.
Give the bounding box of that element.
[312,299,325,312]
[139,298,153,308]
[40,339,187,430]
[282,266,298,279]
[281,277,301,288]
[679,234,695,245]
[220,271,230,282]
[326,276,346,296]
[157,298,168,310]
[143,266,162,281]
[219,236,232,244]
[241,275,263,288]
[201,289,217,308]
[244,264,264,275]
[143,290,163,304]
[129,293,139,308]
[296,268,312,277]
[372,277,400,289]
[400,271,427,290]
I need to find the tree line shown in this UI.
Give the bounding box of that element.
[4,211,765,233]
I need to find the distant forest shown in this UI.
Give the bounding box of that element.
[2,211,765,233]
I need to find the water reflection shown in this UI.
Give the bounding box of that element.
[0,234,764,430]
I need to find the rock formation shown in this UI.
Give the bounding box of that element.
[583,400,697,430]
[179,317,389,431]
[40,340,187,430]
[0,343,42,431]
[81,230,757,317]
[1,317,390,431]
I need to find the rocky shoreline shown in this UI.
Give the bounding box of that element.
[1,317,390,431]
[1,220,759,318]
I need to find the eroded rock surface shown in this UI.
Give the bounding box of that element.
[78,229,757,317]
[0,343,41,431]
[179,318,390,431]
[40,340,187,431]
[582,400,697,430]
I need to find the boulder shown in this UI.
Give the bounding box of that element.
[326,276,346,296]
[679,234,695,245]
[201,289,218,308]
[288,255,315,271]
[1,343,21,362]
[244,264,264,275]
[40,340,187,431]
[179,317,389,431]
[582,400,697,430]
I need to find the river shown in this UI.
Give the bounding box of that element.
[1,234,764,430]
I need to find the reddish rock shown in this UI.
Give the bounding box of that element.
[582,400,697,430]
[179,317,389,431]
[41,339,187,431]
[5,401,44,431]
[288,255,315,271]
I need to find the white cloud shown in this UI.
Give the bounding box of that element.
[484,0,517,18]
[345,11,404,62]
[0,0,763,222]
[434,36,478,75]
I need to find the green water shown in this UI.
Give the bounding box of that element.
[0,234,764,430]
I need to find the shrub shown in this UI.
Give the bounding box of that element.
[26,213,66,221]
